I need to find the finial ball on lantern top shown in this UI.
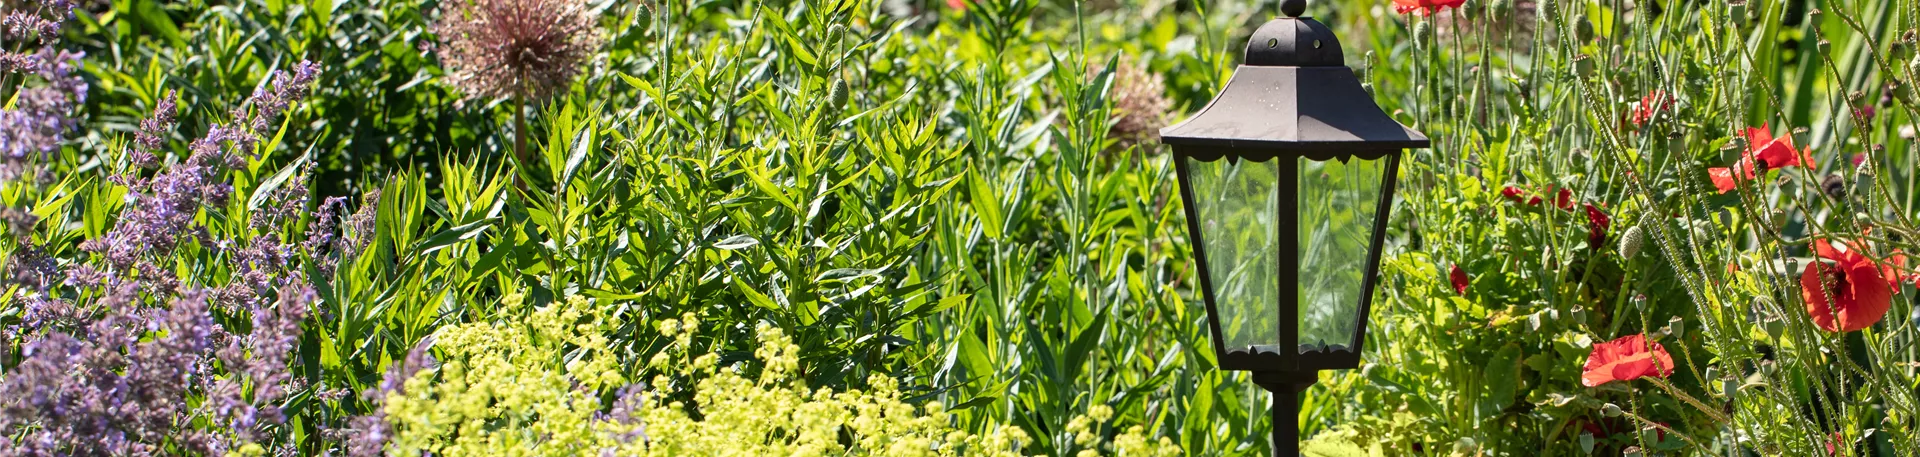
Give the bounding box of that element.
[1281,0,1307,17]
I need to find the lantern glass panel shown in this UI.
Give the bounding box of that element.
[1296,156,1386,350]
[1186,157,1280,349]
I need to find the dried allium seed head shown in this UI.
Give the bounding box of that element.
[1100,55,1172,150]
[432,0,603,103]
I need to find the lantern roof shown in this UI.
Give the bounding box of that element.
[1158,9,1429,157]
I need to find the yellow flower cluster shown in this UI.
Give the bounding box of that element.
[374,295,1179,457]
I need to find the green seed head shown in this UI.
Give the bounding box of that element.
[1728,2,1747,27]
[1602,403,1624,417]
[1574,54,1595,77]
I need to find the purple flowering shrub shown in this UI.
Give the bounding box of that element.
[1,1,369,454]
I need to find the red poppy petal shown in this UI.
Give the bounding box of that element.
[1754,140,1802,169]
[1803,262,1842,332]
[1744,124,1773,150]
[1449,264,1470,295]
[1708,168,1738,193]
[1839,262,1894,332]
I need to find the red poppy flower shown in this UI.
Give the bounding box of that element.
[1827,431,1847,456]
[1581,334,1675,387]
[1802,238,1895,332]
[945,0,966,10]
[1709,124,1812,193]
[1449,264,1470,295]
[1584,204,1610,249]
[1500,185,1526,204]
[1393,0,1465,15]
[1518,186,1574,211]
[1631,90,1672,128]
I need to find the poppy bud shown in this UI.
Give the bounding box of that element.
[1892,41,1913,67]
[1413,21,1433,49]
[1620,225,1645,258]
[1894,79,1915,106]
[1574,14,1596,42]
[634,4,653,31]
[1821,173,1847,199]
[1490,0,1512,16]
[829,79,850,110]
[1539,0,1557,18]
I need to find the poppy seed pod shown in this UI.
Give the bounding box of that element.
[1574,54,1595,77]
[1892,42,1913,66]
[1893,79,1915,106]
[1728,2,1747,27]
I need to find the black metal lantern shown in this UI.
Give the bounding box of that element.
[1159,0,1427,455]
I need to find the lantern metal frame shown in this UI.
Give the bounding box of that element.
[1158,0,1427,455]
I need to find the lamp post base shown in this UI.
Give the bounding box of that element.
[1254,371,1319,457]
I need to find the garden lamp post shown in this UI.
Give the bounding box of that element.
[1158,0,1427,455]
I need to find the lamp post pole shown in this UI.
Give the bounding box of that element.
[1256,371,1317,457]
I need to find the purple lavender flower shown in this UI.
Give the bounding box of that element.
[129,91,179,168]
[2,0,72,43]
[0,48,86,183]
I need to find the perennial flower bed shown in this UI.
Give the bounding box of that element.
[2,0,1919,454]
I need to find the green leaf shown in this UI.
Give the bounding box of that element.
[1486,343,1524,408]
[967,167,1003,240]
[412,218,493,255]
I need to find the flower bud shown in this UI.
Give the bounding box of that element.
[1895,79,1916,106]
[1413,21,1433,49]
[1892,41,1914,66]
[1490,0,1513,16]
[1539,0,1557,18]
[634,4,653,31]
[1574,14,1596,42]
[1619,225,1645,258]
[828,79,850,110]
[1821,173,1848,199]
